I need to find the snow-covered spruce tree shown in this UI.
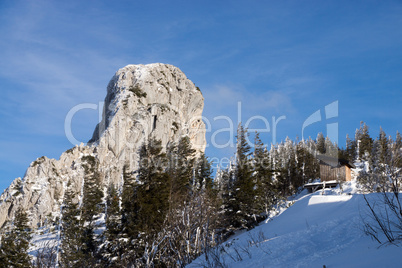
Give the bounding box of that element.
[316,132,326,154]
[59,155,104,267]
[303,145,320,182]
[216,165,234,201]
[193,153,214,194]
[100,184,122,267]
[273,140,292,197]
[59,181,85,267]
[324,136,338,158]
[120,164,136,237]
[357,127,391,192]
[161,136,198,266]
[0,207,32,267]
[271,143,285,198]
[192,154,219,243]
[114,138,171,267]
[268,138,320,197]
[216,165,236,237]
[167,136,196,202]
[378,127,390,164]
[253,132,274,216]
[396,131,402,166]
[134,137,170,266]
[117,138,172,266]
[345,134,356,162]
[135,138,170,234]
[285,140,298,194]
[225,124,255,229]
[194,153,223,228]
[355,121,373,160]
[295,141,310,189]
[80,155,104,265]
[119,164,139,266]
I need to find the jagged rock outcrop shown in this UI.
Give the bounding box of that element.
[0,63,206,228]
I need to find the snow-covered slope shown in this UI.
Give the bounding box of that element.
[189,182,402,268]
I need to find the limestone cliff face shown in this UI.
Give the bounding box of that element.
[0,63,206,228]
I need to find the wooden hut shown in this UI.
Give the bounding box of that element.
[316,155,355,182]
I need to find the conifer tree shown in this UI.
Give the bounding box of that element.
[135,138,170,235]
[119,162,147,265]
[395,131,402,168]
[60,156,103,267]
[168,136,196,201]
[81,156,104,223]
[286,145,298,194]
[229,124,255,228]
[101,184,122,267]
[316,132,326,154]
[324,136,338,157]
[119,138,172,266]
[295,141,308,188]
[217,167,235,223]
[356,122,373,160]
[378,127,389,164]
[80,155,104,265]
[253,132,273,215]
[0,207,32,268]
[345,134,356,161]
[105,184,121,240]
[120,164,138,244]
[60,183,84,267]
[193,153,213,192]
[303,146,320,182]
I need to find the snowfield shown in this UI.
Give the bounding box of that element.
[188,181,402,268]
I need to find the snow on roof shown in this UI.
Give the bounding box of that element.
[316,154,356,168]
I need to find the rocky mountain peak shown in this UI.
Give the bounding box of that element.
[90,63,205,153]
[0,63,206,228]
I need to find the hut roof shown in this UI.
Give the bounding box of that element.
[316,154,355,169]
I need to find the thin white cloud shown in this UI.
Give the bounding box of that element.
[204,84,293,114]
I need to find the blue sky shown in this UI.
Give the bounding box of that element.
[0,0,401,192]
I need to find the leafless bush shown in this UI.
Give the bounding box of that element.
[32,240,58,268]
[363,192,402,246]
[362,144,402,246]
[200,244,229,268]
[247,230,267,248]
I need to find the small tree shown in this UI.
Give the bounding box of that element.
[253,132,274,216]
[226,124,255,229]
[135,138,170,235]
[80,155,104,265]
[167,136,196,202]
[59,183,85,267]
[356,122,373,160]
[316,132,326,154]
[0,207,32,267]
[100,184,122,266]
[193,153,214,193]
[345,134,356,162]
